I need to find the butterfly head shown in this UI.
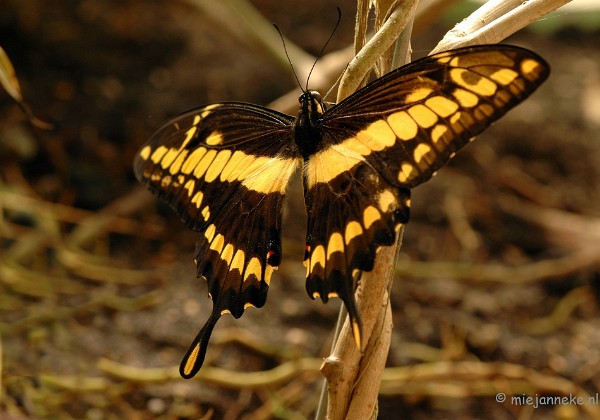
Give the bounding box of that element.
[299,90,327,118]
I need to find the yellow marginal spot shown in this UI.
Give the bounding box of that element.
[451,68,497,96]
[310,245,326,271]
[182,344,200,377]
[326,232,344,258]
[377,190,396,212]
[204,150,232,183]
[328,292,339,298]
[264,264,275,285]
[244,257,262,282]
[184,179,195,197]
[192,191,203,208]
[398,163,415,184]
[312,291,321,299]
[160,175,172,188]
[452,89,479,108]
[344,221,363,245]
[231,249,245,272]
[200,104,219,118]
[363,205,381,230]
[181,147,207,175]
[209,233,225,254]
[221,243,235,265]
[221,309,231,315]
[405,87,432,103]
[490,68,519,85]
[425,96,459,118]
[431,124,449,144]
[493,90,510,108]
[244,302,256,309]
[355,119,396,151]
[521,58,540,78]
[139,145,151,160]
[201,205,210,220]
[169,150,189,175]
[408,104,438,129]
[387,111,418,141]
[204,224,216,244]
[413,143,432,163]
[150,145,168,164]
[477,104,495,118]
[450,112,462,126]
[205,132,223,146]
[193,149,218,178]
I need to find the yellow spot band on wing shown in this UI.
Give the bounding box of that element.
[408,104,438,128]
[363,206,381,229]
[244,257,262,282]
[413,143,432,163]
[310,245,326,271]
[181,147,207,175]
[398,163,415,183]
[344,221,363,245]
[231,249,245,273]
[192,191,203,207]
[140,146,151,160]
[205,132,223,146]
[204,223,216,243]
[452,89,479,108]
[405,87,433,102]
[326,232,344,258]
[377,190,396,212]
[451,68,497,96]
[204,150,232,183]
[151,146,168,164]
[425,96,459,118]
[387,111,418,141]
[521,58,541,78]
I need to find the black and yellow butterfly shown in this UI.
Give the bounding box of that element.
[134,45,549,379]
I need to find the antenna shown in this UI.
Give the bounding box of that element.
[274,7,342,93]
[305,7,342,92]
[273,24,304,92]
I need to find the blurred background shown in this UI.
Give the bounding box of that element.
[1,0,599,418]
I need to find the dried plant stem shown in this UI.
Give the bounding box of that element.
[431,0,573,54]
[320,0,570,418]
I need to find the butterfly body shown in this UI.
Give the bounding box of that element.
[134,45,549,378]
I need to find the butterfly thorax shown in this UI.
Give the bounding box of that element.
[294,90,326,160]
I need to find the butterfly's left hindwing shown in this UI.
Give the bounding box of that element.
[303,45,549,346]
[134,103,300,378]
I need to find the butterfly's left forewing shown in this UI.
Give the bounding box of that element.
[134,103,300,378]
[303,45,549,346]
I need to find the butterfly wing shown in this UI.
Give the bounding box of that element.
[134,103,300,378]
[303,45,549,346]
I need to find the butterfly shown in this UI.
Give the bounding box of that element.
[134,45,549,379]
